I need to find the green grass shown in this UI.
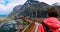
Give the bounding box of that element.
[57,18,60,21]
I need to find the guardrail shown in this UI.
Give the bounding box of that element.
[21,21,35,32]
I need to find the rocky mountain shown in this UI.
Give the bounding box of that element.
[8,5,22,19]
[8,0,50,19]
[52,3,60,6]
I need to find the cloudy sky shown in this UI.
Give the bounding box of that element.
[0,0,60,15]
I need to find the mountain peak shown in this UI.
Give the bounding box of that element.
[52,2,60,6]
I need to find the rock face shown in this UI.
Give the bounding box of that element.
[8,0,50,19]
[8,5,22,18]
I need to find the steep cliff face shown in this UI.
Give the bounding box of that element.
[8,0,50,19]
